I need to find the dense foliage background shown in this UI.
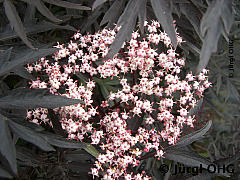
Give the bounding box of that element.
[0,0,240,179]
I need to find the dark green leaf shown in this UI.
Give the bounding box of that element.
[0,114,17,175]
[0,48,58,76]
[0,88,83,109]
[3,0,34,49]
[211,142,221,160]
[150,0,178,48]
[104,80,120,86]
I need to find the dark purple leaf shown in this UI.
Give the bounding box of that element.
[24,0,62,23]
[179,3,202,37]
[0,48,58,76]
[0,114,17,175]
[150,0,178,48]
[9,120,55,151]
[106,0,144,59]
[100,0,126,26]
[92,0,106,11]
[167,120,212,149]
[0,165,12,178]
[3,0,34,49]
[196,0,234,74]
[0,88,83,109]
[138,0,147,34]
[43,0,91,10]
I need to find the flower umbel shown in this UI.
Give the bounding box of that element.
[25,20,212,179]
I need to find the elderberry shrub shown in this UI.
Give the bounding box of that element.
[25,20,211,179]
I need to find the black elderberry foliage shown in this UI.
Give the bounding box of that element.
[0,0,239,179]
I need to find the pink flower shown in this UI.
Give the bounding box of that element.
[25,20,211,180]
[179,108,188,116]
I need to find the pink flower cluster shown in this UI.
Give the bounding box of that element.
[25,20,212,179]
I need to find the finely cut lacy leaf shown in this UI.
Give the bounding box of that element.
[0,114,17,176]
[167,120,212,149]
[188,98,203,117]
[106,0,145,59]
[226,79,240,102]
[0,48,58,76]
[196,0,234,74]
[186,171,224,180]
[0,47,12,65]
[92,0,107,11]
[22,0,62,23]
[9,120,55,151]
[100,0,126,27]
[39,132,87,149]
[0,88,83,109]
[3,0,34,49]
[43,0,91,10]
[138,0,147,34]
[165,149,215,170]
[9,120,86,152]
[0,165,12,178]
[150,0,178,48]
[179,2,201,37]
[0,20,77,42]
